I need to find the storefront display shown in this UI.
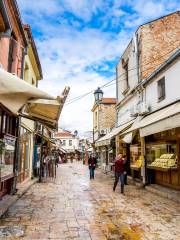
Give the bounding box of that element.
[0,105,18,198]
[146,128,180,189]
[18,127,31,182]
[131,156,143,170]
[130,132,142,179]
[148,154,177,169]
[0,136,15,180]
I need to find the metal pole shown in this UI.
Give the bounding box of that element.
[39,125,44,183]
[11,116,21,194]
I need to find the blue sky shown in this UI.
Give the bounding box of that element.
[17,0,179,134]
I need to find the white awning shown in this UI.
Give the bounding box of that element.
[0,68,54,114]
[120,116,143,136]
[0,68,70,129]
[95,120,134,147]
[140,102,180,137]
[23,98,64,129]
[122,132,133,144]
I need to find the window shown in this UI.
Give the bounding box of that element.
[122,59,129,93]
[157,77,165,101]
[62,140,66,146]
[124,62,129,88]
[69,140,72,146]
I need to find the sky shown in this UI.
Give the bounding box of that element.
[17,0,179,136]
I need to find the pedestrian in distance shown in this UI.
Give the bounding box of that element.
[88,153,97,180]
[113,153,126,194]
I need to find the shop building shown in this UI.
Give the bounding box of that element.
[17,24,43,183]
[54,130,80,154]
[92,97,116,166]
[118,49,180,189]
[0,0,27,197]
[114,11,180,188]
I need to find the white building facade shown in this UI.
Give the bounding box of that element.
[54,131,80,153]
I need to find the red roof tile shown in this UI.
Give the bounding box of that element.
[101,98,116,104]
[55,131,73,137]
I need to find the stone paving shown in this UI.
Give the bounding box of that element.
[0,162,180,240]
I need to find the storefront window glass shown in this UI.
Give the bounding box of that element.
[19,127,31,174]
[0,136,16,179]
[130,145,141,164]
[146,143,177,165]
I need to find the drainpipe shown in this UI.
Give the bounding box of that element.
[134,32,140,83]
[39,125,44,183]
[11,116,21,194]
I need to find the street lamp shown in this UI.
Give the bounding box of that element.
[94,87,103,105]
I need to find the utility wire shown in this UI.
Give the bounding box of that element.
[65,46,179,106]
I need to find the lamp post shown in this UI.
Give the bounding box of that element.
[94,87,103,105]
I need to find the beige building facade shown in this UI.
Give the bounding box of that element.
[92,98,116,166]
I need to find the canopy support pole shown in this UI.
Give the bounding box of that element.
[39,125,44,183]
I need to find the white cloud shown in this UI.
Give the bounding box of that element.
[35,26,127,132]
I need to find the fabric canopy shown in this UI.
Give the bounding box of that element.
[0,68,70,129]
[0,68,54,114]
[120,116,143,136]
[24,98,64,129]
[95,120,134,147]
[139,101,180,137]
[119,101,180,138]
[122,132,133,144]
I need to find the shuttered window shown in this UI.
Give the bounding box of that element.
[157,77,165,101]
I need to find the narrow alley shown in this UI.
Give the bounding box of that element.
[0,162,179,240]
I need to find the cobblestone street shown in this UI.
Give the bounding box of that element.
[0,162,180,240]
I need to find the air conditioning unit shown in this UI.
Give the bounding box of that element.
[139,102,150,116]
[100,129,106,135]
[130,105,139,117]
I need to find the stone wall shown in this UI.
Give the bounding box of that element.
[99,104,116,130]
[140,11,180,80]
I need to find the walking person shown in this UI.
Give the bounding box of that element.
[113,153,126,194]
[88,153,97,180]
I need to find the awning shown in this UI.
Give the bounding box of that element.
[119,102,180,138]
[95,120,134,147]
[0,68,53,114]
[120,116,143,136]
[139,101,180,137]
[122,132,133,144]
[23,98,63,129]
[0,68,70,129]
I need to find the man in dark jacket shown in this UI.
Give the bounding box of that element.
[88,154,97,179]
[113,153,126,194]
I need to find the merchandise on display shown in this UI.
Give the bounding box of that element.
[148,154,177,169]
[131,156,143,169]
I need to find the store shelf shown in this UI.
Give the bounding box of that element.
[147,166,171,171]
